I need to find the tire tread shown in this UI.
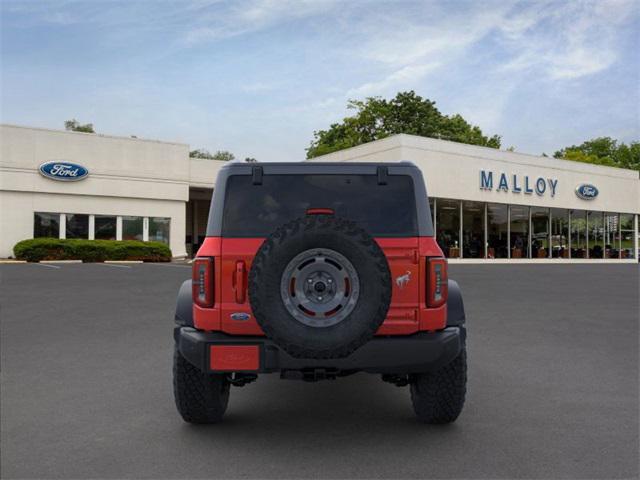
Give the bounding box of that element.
[410,348,467,424]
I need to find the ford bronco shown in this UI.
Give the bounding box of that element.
[173,162,467,423]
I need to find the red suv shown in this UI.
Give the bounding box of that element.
[173,162,467,423]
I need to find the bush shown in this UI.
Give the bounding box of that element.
[13,238,172,262]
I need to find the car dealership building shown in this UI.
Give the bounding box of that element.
[1,124,638,262]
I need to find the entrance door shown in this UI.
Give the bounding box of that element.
[187,188,213,257]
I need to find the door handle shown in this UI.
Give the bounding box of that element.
[235,261,246,304]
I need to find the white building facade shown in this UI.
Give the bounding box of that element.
[313,134,639,262]
[0,124,224,259]
[1,126,638,262]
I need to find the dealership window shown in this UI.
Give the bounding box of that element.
[551,209,570,258]
[34,212,60,238]
[510,205,529,259]
[531,207,550,258]
[149,217,170,245]
[462,201,484,258]
[603,213,619,259]
[571,210,587,258]
[436,199,460,258]
[428,197,435,227]
[588,211,604,258]
[122,216,143,241]
[95,215,117,240]
[487,203,508,259]
[65,214,89,239]
[620,214,635,259]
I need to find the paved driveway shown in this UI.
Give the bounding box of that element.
[1,263,638,479]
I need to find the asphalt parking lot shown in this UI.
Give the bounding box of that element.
[1,262,638,479]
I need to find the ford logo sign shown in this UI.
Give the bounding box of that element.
[230,312,251,321]
[575,184,598,200]
[39,161,89,182]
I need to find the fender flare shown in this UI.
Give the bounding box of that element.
[446,279,466,326]
[175,279,193,327]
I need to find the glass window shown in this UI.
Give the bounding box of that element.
[531,207,550,259]
[95,215,117,240]
[620,214,635,259]
[149,217,170,244]
[571,210,587,258]
[551,209,570,259]
[603,213,619,259]
[462,201,484,258]
[65,214,89,239]
[122,216,143,241]
[34,212,59,238]
[510,206,529,259]
[222,174,418,237]
[487,203,508,259]
[436,199,460,258]
[588,211,604,258]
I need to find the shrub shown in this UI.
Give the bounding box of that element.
[13,238,172,262]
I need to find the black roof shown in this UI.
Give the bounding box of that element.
[221,161,416,167]
[216,161,420,176]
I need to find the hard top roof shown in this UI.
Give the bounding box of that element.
[218,161,418,175]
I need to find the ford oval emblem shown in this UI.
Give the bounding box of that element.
[230,312,251,321]
[39,161,89,182]
[575,184,598,200]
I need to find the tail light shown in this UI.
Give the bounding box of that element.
[427,257,448,308]
[192,257,214,308]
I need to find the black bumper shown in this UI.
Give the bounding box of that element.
[174,326,465,375]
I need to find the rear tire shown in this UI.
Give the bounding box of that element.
[410,347,467,424]
[173,344,230,424]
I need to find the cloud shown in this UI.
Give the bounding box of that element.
[182,0,341,44]
[499,0,637,79]
[347,63,440,97]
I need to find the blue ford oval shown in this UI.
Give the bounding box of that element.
[39,161,89,182]
[575,184,598,200]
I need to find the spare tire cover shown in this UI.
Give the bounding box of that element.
[248,215,391,359]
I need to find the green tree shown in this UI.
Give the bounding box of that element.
[306,91,501,158]
[244,157,258,163]
[64,119,94,133]
[554,137,640,171]
[189,149,236,161]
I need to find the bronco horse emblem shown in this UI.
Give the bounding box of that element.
[395,270,412,289]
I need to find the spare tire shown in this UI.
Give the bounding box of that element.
[248,214,391,359]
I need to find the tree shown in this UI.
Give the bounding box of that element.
[189,149,236,161]
[554,137,640,171]
[64,119,94,133]
[244,157,258,163]
[306,91,501,158]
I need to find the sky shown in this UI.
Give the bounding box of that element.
[1,0,639,162]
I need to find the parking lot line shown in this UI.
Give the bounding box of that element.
[148,263,191,268]
[95,263,131,269]
[35,263,61,269]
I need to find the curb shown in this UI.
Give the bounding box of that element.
[40,260,82,264]
[0,260,27,264]
[447,258,639,264]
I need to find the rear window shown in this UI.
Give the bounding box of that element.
[222,174,417,237]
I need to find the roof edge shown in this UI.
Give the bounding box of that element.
[0,123,189,147]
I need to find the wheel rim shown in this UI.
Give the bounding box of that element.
[280,248,360,327]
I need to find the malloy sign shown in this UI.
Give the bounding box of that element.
[480,170,558,197]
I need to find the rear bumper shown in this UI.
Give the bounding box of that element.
[174,326,465,375]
